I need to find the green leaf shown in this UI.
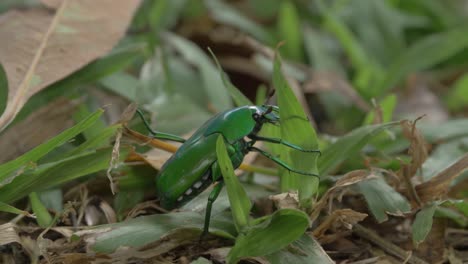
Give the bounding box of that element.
[0,63,7,117]
[164,33,232,112]
[0,109,104,184]
[29,192,53,228]
[227,209,310,263]
[208,48,252,107]
[204,0,274,45]
[0,146,129,203]
[216,135,251,232]
[319,122,397,175]
[356,176,411,222]
[445,73,468,111]
[412,204,437,246]
[0,201,31,216]
[89,212,236,253]
[378,26,468,93]
[273,54,320,204]
[265,234,334,264]
[277,1,303,61]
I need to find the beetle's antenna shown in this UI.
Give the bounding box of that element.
[262,106,273,116]
[263,88,276,105]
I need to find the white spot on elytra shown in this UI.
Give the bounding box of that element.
[202,174,209,181]
[185,188,193,195]
[193,181,203,189]
[177,196,183,202]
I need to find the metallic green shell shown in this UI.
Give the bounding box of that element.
[156,106,265,209]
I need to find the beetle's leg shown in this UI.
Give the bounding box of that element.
[248,135,321,155]
[201,181,224,239]
[249,146,320,178]
[136,109,186,143]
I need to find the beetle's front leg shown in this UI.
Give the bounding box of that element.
[136,109,187,143]
[201,180,224,239]
[248,135,321,154]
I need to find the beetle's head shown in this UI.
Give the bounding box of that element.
[252,105,280,125]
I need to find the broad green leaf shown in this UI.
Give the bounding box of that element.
[38,189,63,212]
[273,54,319,204]
[216,135,251,232]
[378,26,468,93]
[277,1,303,61]
[204,0,274,45]
[0,109,104,184]
[445,73,468,111]
[412,204,437,246]
[88,212,236,253]
[356,176,411,222]
[319,122,397,175]
[227,209,310,263]
[100,72,139,101]
[0,146,129,203]
[0,63,7,117]
[265,234,334,264]
[209,48,252,107]
[0,201,31,216]
[421,137,468,181]
[29,192,53,228]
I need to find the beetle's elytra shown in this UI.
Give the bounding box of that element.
[138,105,320,236]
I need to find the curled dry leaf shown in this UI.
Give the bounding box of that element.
[399,118,429,206]
[310,169,376,221]
[269,191,299,210]
[0,0,141,131]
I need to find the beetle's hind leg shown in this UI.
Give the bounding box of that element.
[200,181,224,240]
[136,109,186,143]
[248,146,320,178]
[248,135,321,155]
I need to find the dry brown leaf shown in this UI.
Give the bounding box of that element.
[0,0,141,131]
[313,209,367,239]
[0,97,80,163]
[416,153,468,203]
[269,191,299,209]
[399,118,429,206]
[310,170,376,221]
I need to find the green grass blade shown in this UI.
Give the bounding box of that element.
[0,201,31,216]
[412,203,437,246]
[378,26,468,93]
[0,109,104,184]
[216,135,251,232]
[273,54,320,204]
[277,1,303,61]
[205,0,274,45]
[208,48,252,107]
[29,192,53,228]
[0,146,129,203]
[356,176,411,222]
[319,122,398,175]
[0,63,7,117]
[227,209,310,263]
